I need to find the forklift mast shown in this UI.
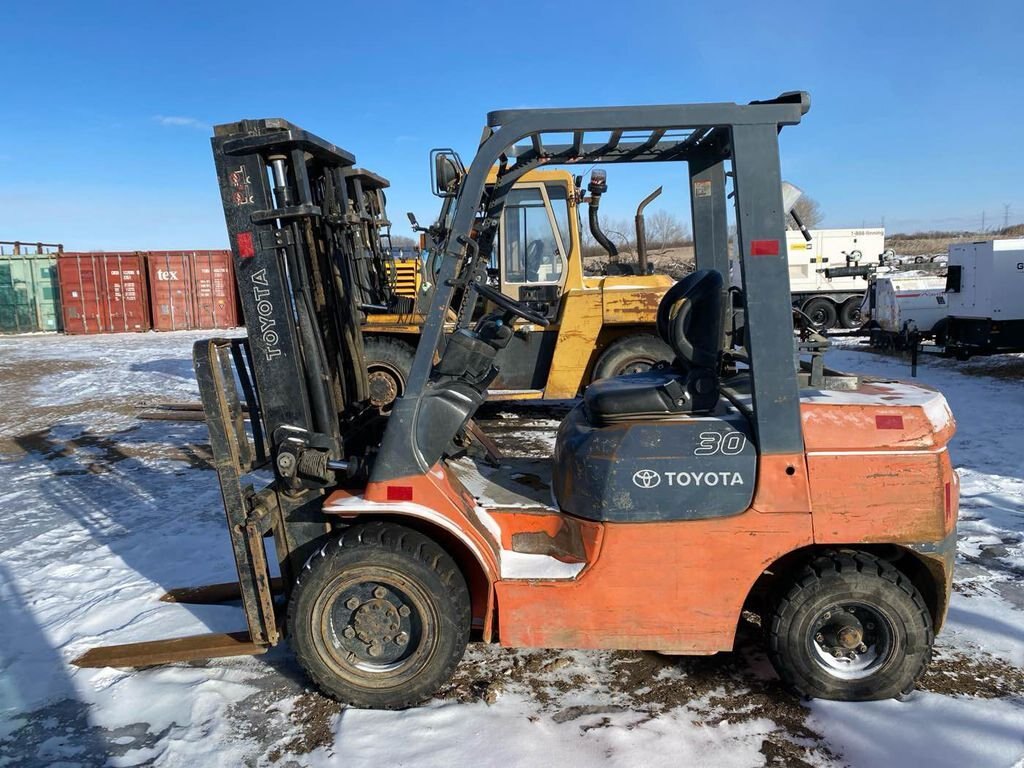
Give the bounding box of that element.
[199,120,397,636]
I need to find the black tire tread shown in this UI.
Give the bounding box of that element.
[592,333,674,381]
[768,549,933,701]
[287,521,471,709]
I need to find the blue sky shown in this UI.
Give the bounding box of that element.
[2,0,1022,250]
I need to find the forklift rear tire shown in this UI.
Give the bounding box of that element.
[364,336,415,410]
[802,298,838,331]
[768,551,933,701]
[287,521,471,709]
[592,334,674,381]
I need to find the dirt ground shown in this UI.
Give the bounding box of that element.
[2,332,1023,768]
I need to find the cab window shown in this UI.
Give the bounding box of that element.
[502,187,564,284]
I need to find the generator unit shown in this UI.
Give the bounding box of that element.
[862,273,949,349]
[945,239,1024,357]
[784,227,885,329]
[729,228,887,330]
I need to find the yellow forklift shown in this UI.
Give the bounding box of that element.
[361,166,681,407]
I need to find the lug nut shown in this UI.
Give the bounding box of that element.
[343,626,355,639]
[858,643,868,653]
[866,622,875,630]
[399,605,411,617]
[815,633,825,644]
[373,586,387,599]
[396,632,409,645]
[822,612,831,621]
[368,645,382,657]
[346,597,360,610]
[832,649,843,658]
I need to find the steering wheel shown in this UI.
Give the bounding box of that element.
[471,279,550,326]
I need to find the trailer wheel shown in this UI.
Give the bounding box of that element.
[363,336,415,411]
[287,521,470,709]
[592,334,674,381]
[768,551,933,701]
[838,298,863,329]
[802,298,838,331]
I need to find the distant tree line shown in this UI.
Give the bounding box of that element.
[581,210,693,258]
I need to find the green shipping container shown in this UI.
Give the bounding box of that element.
[0,254,63,333]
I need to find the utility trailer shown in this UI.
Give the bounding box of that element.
[944,239,1024,358]
[732,228,887,330]
[785,228,885,329]
[862,273,949,349]
[76,95,958,707]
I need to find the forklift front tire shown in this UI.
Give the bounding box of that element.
[768,551,933,701]
[287,521,471,709]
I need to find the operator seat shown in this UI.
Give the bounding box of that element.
[583,270,725,422]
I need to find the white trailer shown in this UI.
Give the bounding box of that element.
[944,239,1024,357]
[861,273,949,349]
[785,227,886,329]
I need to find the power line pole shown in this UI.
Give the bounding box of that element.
[1004,203,1011,230]
[981,210,986,233]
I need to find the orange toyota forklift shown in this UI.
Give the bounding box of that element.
[76,93,958,707]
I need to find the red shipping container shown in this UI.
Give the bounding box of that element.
[57,252,151,334]
[147,250,238,331]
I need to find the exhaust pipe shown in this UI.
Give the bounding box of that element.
[634,186,662,275]
[587,170,618,262]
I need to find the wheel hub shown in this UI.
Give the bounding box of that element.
[331,582,418,667]
[619,359,654,376]
[352,598,402,653]
[810,603,891,680]
[368,369,400,408]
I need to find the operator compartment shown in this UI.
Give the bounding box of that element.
[553,269,756,522]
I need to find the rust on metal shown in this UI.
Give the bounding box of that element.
[160,578,283,604]
[71,631,269,668]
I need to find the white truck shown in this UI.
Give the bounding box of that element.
[861,273,949,349]
[785,227,886,329]
[944,239,1024,358]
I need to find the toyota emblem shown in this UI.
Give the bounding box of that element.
[632,469,661,489]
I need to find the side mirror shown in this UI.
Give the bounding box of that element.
[781,181,803,214]
[430,148,465,198]
[782,181,812,243]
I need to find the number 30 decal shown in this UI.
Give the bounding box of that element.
[695,431,747,456]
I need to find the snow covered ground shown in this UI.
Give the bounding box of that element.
[0,331,1022,767]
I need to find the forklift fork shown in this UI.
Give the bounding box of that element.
[74,338,284,667]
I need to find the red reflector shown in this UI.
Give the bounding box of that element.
[237,232,255,259]
[875,414,904,430]
[751,239,780,256]
[386,485,413,501]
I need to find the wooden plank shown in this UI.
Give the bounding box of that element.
[71,631,269,668]
[466,419,503,463]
